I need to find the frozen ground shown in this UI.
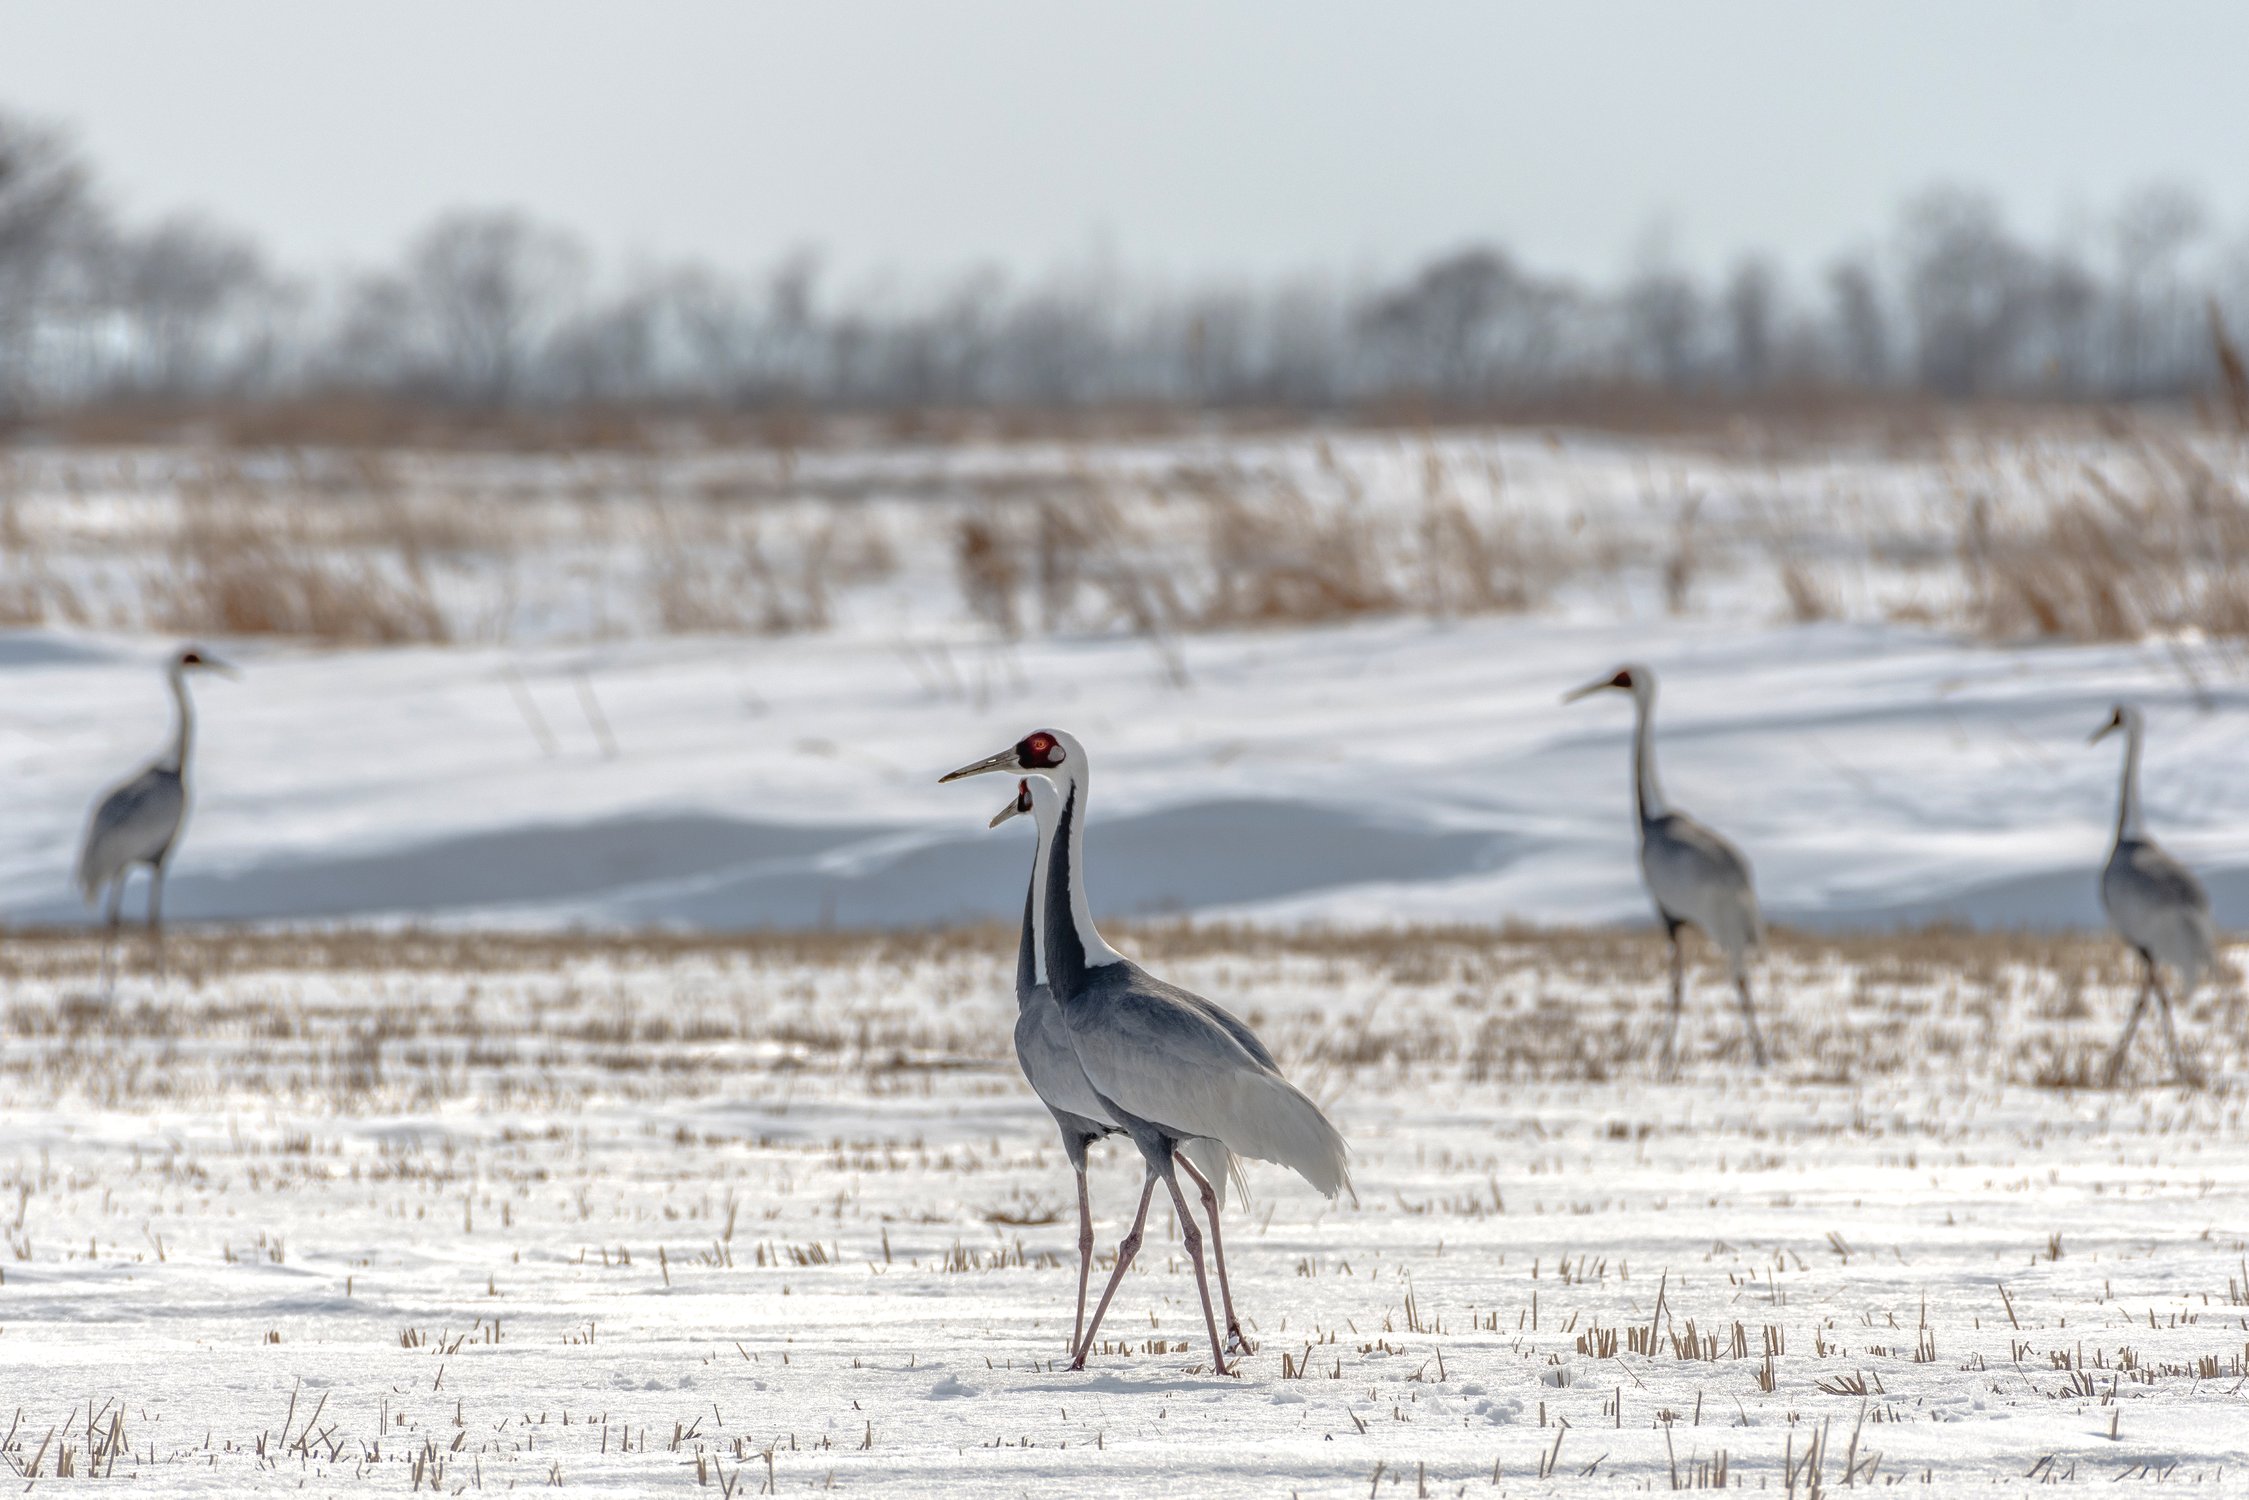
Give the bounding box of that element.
[0,614,2240,934]
[2,422,2245,1500]
[0,927,2243,1495]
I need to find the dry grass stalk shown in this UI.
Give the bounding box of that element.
[2211,301,2249,435]
[646,502,842,635]
[952,508,1023,636]
[148,467,450,644]
[1957,432,2249,643]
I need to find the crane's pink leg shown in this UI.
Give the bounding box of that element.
[1070,1166,1095,1358]
[2149,970,2199,1086]
[1173,1150,1251,1355]
[1071,1169,1157,1370]
[2105,960,2153,1086]
[1662,929,1685,1074]
[1733,970,1769,1068]
[1161,1168,1232,1375]
[98,879,124,997]
[148,859,168,980]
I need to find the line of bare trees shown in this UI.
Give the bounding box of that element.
[4,105,2247,425]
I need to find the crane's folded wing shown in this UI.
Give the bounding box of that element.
[1065,985,1349,1200]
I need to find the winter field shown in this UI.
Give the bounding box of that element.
[0,419,2247,1493]
[0,925,2244,1495]
[2,418,2249,933]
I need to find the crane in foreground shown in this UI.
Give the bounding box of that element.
[1566,664,1770,1070]
[2091,705,2214,1086]
[78,647,235,985]
[985,776,1239,1359]
[944,730,1350,1376]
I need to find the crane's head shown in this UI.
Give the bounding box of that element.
[988,778,1035,829]
[2090,703,2140,745]
[1563,663,1650,704]
[940,728,1074,786]
[174,647,239,678]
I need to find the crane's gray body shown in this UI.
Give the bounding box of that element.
[2095,706,2215,1083]
[1040,772,1349,1201]
[1012,887,1116,1170]
[77,765,187,900]
[2101,839,2214,988]
[1010,803,1233,1192]
[1641,809,1762,960]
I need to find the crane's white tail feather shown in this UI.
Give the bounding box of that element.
[1177,1136,1242,1213]
[1221,1071,1351,1201]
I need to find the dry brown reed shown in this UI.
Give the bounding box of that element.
[5,419,2249,653]
[943,443,1562,651]
[644,502,841,635]
[1956,431,2249,643]
[147,467,451,645]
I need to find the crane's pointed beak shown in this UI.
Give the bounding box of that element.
[988,799,1025,829]
[1561,677,1610,704]
[939,748,1021,783]
[2089,720,2118,745]
[206,657,242,680]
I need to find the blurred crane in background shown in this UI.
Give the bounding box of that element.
[2091,704,2214,1085]
[1567,663,1770,1071]
[77,647,235,988]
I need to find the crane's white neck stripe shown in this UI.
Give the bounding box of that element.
[2115,716,2146,844]
[162,664,194,776]
[1024,780,1060,990]
[1040,770,1125,997]
[1631,684,1668,823]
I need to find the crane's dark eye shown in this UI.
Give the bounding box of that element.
[1612,669,1633,688]
[1019,732,1063,767]
[181,651,204,666]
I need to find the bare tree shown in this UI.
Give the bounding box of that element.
[1900,187,2036,397]
[2108,183,2207,394]
[111,215,270,393]
[1622,225,1704,389]
[547,282,663,404]
[12,98,2249,423]
[0,110,104,415]
[401,209,587,404]
[1824,255,1889,387]
[1723,257,1779,389]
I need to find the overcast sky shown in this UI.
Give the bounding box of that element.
[4,1,2245,287]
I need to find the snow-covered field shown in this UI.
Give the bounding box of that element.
[2,423,2248,1493]
[3,423,2246,937]
[0,927,2243,1495]
[0,612,2240,935]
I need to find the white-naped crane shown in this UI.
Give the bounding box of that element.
[2091,704,2215,1086]
[1566,664,1770,1070]
[944,731,1350,1376]
[985,776,1239,1360]
[77,646,235,985]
